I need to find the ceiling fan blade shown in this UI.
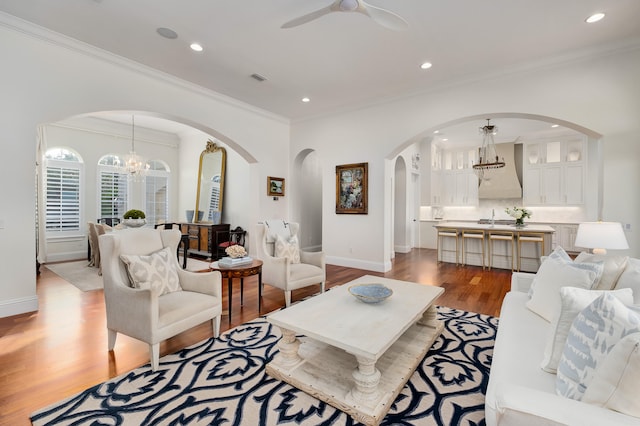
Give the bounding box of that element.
[281,4,334,29]
[361,1,409,31]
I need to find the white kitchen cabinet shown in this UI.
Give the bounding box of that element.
[523,138,585,206]
[455,171,478,205]
[546,223,580,253]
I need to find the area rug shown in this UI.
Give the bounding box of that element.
[31,307,498,425]
[45,257,212,292]
[45,261,103,291]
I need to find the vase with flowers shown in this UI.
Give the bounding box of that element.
[505,206,532,228]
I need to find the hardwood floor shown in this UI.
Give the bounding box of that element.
[0,248,511,425]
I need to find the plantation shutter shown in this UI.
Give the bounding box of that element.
[100,171,128,218]
[46,166,81,232]
[145,174,168,225]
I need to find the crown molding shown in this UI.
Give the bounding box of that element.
[0,12,289,125]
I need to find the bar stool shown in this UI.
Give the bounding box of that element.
[518,232,545,272]
[488,231,516,271]
[437,227,459,265]
[462,230,486,270]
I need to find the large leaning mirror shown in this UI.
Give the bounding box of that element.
[195,140,226,223]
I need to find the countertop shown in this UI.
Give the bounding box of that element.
[433,221,556,233]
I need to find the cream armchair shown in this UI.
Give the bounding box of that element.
[254,222,326,307]
[99,228,223,371]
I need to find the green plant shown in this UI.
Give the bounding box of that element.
[123,209,146,219]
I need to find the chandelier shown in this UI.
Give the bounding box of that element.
[119,115,149,181]
[473,119,505,180]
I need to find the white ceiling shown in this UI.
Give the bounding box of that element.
[2,0,640,123]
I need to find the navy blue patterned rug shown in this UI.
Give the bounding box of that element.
[31,307,497,425]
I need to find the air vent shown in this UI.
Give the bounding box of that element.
[250,73,267,82]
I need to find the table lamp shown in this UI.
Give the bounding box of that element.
[574,221,629,255]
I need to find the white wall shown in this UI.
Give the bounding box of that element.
[0,17,289,317]
[291,45,640,271]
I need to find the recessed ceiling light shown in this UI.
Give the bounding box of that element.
[442,138,449,142]
[551,124,559,128]
[190,43,203,52]
[156,27,178,39]
[420,62,433,70]
[434,130,440,134]
[302,97,310,103]
[586,12,605,23]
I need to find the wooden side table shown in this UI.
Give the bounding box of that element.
[208,259,263,318]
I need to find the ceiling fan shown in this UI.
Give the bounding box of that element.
[281,0,409,31]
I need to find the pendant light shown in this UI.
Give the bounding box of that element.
[473,119,505,180]
[120,115,149,181]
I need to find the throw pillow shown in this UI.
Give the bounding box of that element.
[526,247,603,322]
[574,252,628,290]
[556,293,640,400]
[615,258,640,304]
[540,287,634,373]
[582,333,640,417]
[274,234,300,264]
[120,246,181,295]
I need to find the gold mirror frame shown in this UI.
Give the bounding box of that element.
[194,140,226,223]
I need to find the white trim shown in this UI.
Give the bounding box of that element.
[326,255,391,273]
[45,251,87,263]
[0,296,38,318]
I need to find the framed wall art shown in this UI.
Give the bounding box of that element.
[267,176,285,196]
[336,162,368,214]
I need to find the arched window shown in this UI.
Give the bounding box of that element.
[44,148,83,234]
[97,154,128,220]
[145,160,170,225]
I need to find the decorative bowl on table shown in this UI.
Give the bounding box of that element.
[348,283,393,304]
[122,218,146,228]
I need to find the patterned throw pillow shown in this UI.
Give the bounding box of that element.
[526,247,603,322]
[274,234,300,264]
[556,293,640,400]
[120,246,181,295]
[540,287,634,373]
[582,333,640,417]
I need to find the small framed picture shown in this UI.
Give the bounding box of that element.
[267,176,285,196]
[336,163,368,214]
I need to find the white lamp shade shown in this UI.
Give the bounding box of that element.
[574,222,629,254]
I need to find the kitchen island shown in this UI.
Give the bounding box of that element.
[434,221,555,272]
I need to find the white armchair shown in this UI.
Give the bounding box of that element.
[99,228,223,371]
[254,222,326,307]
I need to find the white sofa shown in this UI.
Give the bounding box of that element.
[485,261,640,425]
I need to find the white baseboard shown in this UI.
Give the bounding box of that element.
[46,251,86,263]
[326,255,391,273]
[394,245,412,254]
[0,295,38,318]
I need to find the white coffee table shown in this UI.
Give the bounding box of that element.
[266,275,444,426]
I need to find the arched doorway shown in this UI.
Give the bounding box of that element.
[293,149,322,251]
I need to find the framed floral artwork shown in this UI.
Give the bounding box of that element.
[336,163,368,214]
[267,176,285,196]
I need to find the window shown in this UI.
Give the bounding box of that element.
[98,155,128,220]
[45,148,83,235]
[145,160,170,225]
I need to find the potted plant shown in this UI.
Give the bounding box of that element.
[122,209,146,227]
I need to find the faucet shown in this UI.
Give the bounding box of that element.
[491,209,495,226]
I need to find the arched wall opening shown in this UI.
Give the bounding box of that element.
[383,112,604,268]
[38,110,261,262]
[292,149,323,251]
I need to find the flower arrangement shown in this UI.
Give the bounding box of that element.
[225,244,247,259]
[505,206,532,227]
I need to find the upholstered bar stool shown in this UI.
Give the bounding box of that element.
[437,227,460,265]
[488,231,516,271]
[462,229,486,270]
[517,232,545,272]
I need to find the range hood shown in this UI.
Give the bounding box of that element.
[478,142,522,199]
